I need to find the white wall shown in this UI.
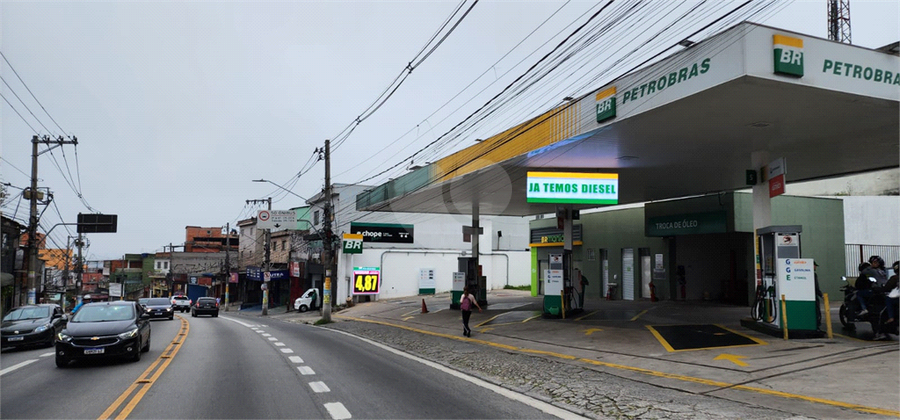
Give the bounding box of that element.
[336,249,532,301]
[842,196,900,246]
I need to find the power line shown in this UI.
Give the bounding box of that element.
[330,0,481,151]
[0,50,70,136]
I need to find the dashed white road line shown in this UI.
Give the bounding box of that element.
[40,352,54,357]
[309,381,330,393]
[324,402,351,420]
[225,317,352,420]
[0,359,38,376]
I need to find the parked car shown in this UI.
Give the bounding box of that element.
[171,295,191,312]
[191,297,219,317]
[293,288,319,312]
[55,301,151,368]
[142,297,175,320]
[1,304,66,349]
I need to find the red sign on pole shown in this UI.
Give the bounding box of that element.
[769,173,785,198]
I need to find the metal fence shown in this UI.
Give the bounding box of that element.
[844,244,900,275]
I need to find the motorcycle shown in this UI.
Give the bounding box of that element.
[839,276,899,338]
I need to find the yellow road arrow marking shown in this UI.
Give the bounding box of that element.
[584,328,603,336]
[714,353,749,367]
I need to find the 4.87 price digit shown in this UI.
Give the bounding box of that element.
[354,274,379,293]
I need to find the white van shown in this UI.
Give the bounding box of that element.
[293,288,319,312]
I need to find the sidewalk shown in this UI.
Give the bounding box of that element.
[227,290,900,418]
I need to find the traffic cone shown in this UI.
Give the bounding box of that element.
[421,299,429,313]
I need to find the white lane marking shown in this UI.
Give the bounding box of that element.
[40,352,54,358]
[267,337,278,341]
[261,333,272,337]
[219,316,255,328]
[309,381,330,393]
[256,331,265,333]
[289,356,304,364]
[327,328,588,420]
[324,402,351,420]
[274,342,286,347]
[297,366,315,375]
[0,359,38,376]
[280,348,294,353]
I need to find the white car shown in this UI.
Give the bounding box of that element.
[293,288,319,312]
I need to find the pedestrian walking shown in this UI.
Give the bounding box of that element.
[460,286,481,337]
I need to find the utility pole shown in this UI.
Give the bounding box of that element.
[224,222,230,311]
[246,198,272,315]
[322,139,333,322]
[27,135,77,305]
[75,232,84,304]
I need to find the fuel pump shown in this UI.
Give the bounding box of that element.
[543,254,564,316]
[756,226,817,332]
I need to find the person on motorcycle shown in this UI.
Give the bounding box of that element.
[875,261,899,325]
[855,262,874,317]
[866,256,889,286]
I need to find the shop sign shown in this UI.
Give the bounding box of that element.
[526,172,618,205]
[350,222,414,244]
[773,34,804,77]
[595,86,616,123]
[246,267,288,281]
[646,211,727,237]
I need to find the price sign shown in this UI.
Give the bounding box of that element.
[352,267,381,295]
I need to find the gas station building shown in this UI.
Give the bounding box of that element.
[356,21,898,330]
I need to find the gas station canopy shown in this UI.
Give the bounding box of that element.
[357,22,899,217]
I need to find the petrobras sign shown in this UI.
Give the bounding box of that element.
[342,233,363,254]
[595,86,616,123]
[526,172,618,205]
[773,34,804,77]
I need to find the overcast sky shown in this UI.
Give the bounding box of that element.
[2,0,898,261]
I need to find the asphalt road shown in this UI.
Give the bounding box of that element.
[1,314,573,419]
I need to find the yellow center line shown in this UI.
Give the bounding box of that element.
[98,316,189,420]
[335,315,900,417]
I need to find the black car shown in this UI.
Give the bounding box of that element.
[1,304,66,349]
[55,301,151,368]
[191,297,219,317]
[142,297,175,320]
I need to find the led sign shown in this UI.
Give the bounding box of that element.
[526,172,618,205]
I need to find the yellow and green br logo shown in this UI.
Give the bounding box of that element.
[595,86,616,123]
[773,35,803,77]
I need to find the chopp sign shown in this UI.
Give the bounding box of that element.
[526,172,618,205]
